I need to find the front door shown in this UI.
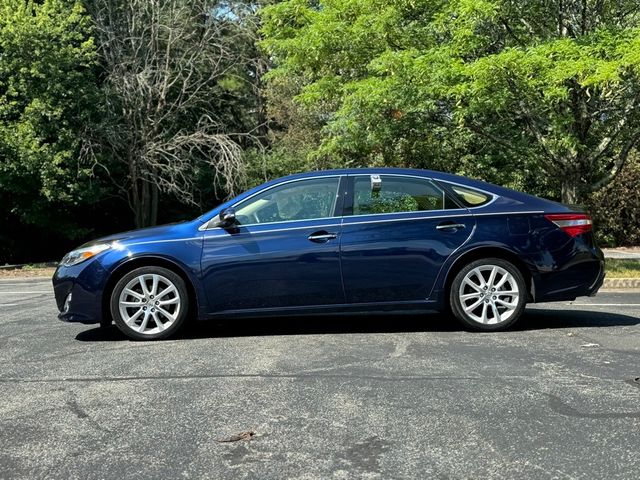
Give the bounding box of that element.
[340,174,474,303]
[201,176,345,312]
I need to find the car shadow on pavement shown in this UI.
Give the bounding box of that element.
[515,308,640,331]
[75,308,640,342]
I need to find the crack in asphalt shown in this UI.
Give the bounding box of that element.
[546,393,640,419]
[0,373,486,384]
[65,394,111,433]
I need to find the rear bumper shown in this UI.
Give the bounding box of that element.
[587,260,605,296]
[532,245,605,302]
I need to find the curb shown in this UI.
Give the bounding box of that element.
[602,249,640,260]
[602,278,640,289]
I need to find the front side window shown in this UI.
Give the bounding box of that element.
[234,177,340,225]
[352,175,456,215]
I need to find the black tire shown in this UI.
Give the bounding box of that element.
[110,266,189,340]
[449,258,527,332]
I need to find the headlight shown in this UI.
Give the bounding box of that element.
[60,243,111,267]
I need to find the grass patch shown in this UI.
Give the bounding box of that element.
[605,259,640,278]
[0,264,56,278]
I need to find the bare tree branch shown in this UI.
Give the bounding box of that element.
[83,0,258,226]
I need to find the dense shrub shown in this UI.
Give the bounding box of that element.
[588,153,640,247]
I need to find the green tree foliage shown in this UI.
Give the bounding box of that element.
[260,0,640,204]
[0,0,99,237]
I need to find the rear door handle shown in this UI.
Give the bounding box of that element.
[436,222,466,231]
[308,231,338,243]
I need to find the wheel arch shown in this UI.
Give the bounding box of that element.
[443,246,535,304]
[102,255,200,325]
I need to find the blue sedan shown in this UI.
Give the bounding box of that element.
[53,168,604,340]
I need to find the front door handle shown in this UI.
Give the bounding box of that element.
[436,222,466,231]
[308,231,338,243]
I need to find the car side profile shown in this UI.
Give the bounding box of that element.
[53,168,605,340]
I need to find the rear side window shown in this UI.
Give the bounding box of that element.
[352,175,458,215]
[449,185,492,207]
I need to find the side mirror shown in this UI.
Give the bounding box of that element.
[214,208,237,228]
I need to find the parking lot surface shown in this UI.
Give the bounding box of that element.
[0,278,639,479]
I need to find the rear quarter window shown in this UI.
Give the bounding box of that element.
[449,185,492,207]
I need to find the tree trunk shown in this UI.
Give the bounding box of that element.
[150,181,159,226]
[561,177,579,205]
[131,176,160,229]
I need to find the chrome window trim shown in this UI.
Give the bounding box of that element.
[343,208,469,220]
[199,175,343,231]
[209,222,344,237]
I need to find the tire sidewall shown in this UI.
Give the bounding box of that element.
[450,258,527,331]
[110,266,189,340]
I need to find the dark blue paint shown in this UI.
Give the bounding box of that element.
[340,210,474,303]
[52,168,604,324]
[200,218,344,311]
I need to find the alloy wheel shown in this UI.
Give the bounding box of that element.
[458,265,520,325]
[118,273,181,335]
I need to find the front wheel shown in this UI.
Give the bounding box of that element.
[110,266,189,340]
[449,258,527,331]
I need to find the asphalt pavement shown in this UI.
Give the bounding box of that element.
[0,277,639,480]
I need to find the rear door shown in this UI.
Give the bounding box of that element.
[340,174,474,303]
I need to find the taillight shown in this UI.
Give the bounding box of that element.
[544,213,592,237]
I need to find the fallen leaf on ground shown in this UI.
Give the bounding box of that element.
[216,431,255,443]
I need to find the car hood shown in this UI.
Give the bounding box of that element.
[84,221,192,247]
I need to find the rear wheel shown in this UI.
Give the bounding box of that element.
[449,258,526,331]
[110,266,189,340]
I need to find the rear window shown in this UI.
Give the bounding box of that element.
[450,185,492,207]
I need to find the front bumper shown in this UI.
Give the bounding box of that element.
[53,260,109,324]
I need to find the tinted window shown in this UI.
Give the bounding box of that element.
[450,185,491,207]
[234,177,340,225]
[352,175,454,215]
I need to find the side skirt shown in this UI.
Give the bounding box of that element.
[199,299,441,320]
